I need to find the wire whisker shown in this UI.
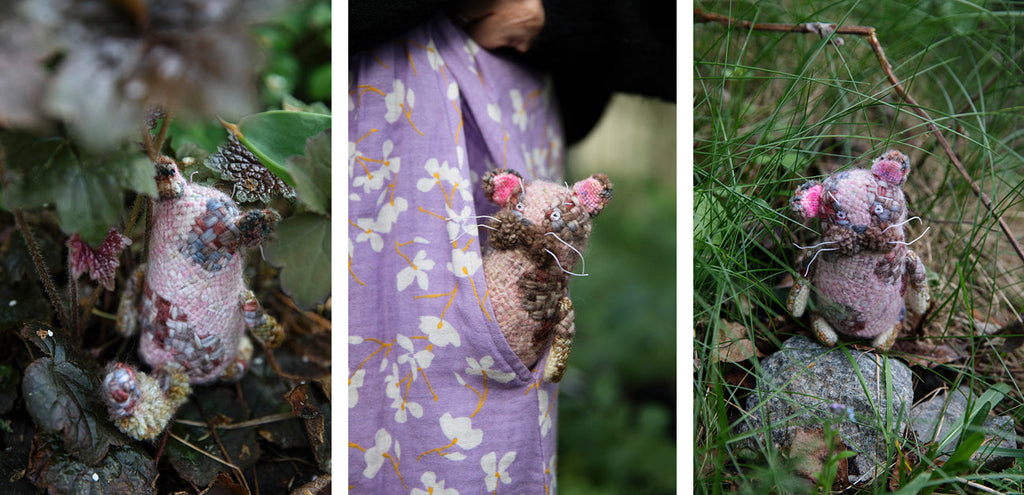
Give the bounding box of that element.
[793,240,839,250]
[545,249,588,277]
[545,232,587,276]
[882,216,923,233]
[888,226,930,246]
[803,247,839,277]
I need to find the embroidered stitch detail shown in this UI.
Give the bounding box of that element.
[182,198,241,271]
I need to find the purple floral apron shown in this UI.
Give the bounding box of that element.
[348,14,565,494]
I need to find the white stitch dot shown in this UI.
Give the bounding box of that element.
[91,472,99,482]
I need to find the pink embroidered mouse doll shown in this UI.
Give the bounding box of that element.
[787,150,929,349]
[481,169,612,382]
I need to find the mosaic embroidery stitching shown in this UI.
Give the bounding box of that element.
[787,150,931,349]
[104,156,285,440]
[481,169,613,382]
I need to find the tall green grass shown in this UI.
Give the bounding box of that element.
[695,1,1024,492]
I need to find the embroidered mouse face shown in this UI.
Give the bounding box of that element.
[480,169,612,382]
[482,169,612,268]
[790,150,910,254]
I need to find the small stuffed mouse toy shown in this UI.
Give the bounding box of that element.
[481,169,612,382]
[103,156,284,440]
[787,150,929,349]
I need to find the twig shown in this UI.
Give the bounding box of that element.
[168,432,243,471]
[194,399,252,493]
[695,7,1024,265]
[174,412,296,430]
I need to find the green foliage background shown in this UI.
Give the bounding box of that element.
[559,95,677,494]
[695,0,1024,492]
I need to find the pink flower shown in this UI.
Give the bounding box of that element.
[67,228,131,290]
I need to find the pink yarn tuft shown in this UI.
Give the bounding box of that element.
[872,159,904,184]
[801,184,823,218]
[491,173,521,206]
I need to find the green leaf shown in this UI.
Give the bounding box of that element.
[20,322,123,465]
[30,435,155,495]
[226,111,332,186]
[1,133,156,245]
[264,214,330,309]
[286,130,331,214]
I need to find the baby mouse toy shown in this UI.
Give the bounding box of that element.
[104,156,284,440]
[786,150,929,349]
[481,169,612,382]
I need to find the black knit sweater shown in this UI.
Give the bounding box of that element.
[349,0,676,145]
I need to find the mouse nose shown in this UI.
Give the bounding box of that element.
[852,225,867,234]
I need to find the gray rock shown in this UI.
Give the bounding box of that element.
[909,386,1017,469]
[737,336,913,484]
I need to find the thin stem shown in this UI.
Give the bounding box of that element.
[153,107,174,156]
[695,7,1024,266]
[13,211,71,330]
[68,259,79,343]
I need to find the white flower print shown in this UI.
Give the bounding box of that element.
[397,334,435,376]
[426,39,445,72]
[385,362,423,423]
[545,455,558,494]
[397,249,434,291]
[420,316,461,347]
[447,81,460,101]
[411,472,459,495]
[438,413,483,461]
[375,196,409,232]
[353,139,402,193]
[349,368,365,409]
[444,204,478,242]
[538,389,552,437]
[466,356,516,383]
[481,451,517,492]
[353,218,383,252]
[384,79,407,124]
[448,248,482,279]
[417,158,455,192]
[547,125,563,165]
[487,103,502,124]
[510,89,527,132]
[363,428,393,478]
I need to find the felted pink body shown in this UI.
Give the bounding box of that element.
[812,249,906,338]
[140,171,246,383]
[484,249,546,365]
[789,150,928,346]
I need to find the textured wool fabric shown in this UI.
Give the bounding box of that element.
[349,15,564,493]
[480,170,612,382]
[787,150,929,347]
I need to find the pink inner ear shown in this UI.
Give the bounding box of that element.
[491,173,521,206]
[573,177,606,214]
[872,160,905,184]
[800,184,823,218]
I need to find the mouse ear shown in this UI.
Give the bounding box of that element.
[482,169,524,207]
[871,149,910,185]
[573,173,613,217]
[791,181,823,219]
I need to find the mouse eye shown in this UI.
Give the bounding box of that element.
[873,204,884,215]
[835,211,846,220]
[515,202,525,211]
[550,210,561,221]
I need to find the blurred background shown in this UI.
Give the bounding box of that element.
[558,94,677,495]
